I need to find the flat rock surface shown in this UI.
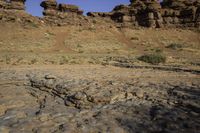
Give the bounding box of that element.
[0,65,199,133]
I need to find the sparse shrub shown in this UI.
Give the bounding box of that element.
[60,56,70,65]
[29,22,39,28]
[69,60,80,64]
[88,26,96,31]
[5,56,11,64]
[77,44,83,48]
[138,53,166,65]
[92,20,97,24]
[46,31,55,36]
[78,50,84,53]
[166,43,183,50]
[131,37,139,40]
[155,48,163,53]
[31,59,37,64]
[16,58,23,64]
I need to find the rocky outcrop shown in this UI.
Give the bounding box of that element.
[160,0,200,28]
[58,4,83,15]
[0,0,43,26]
[87,12,112,18]
[88,0,163,28]
[87,0,200,29]
[40,0,57,16]
[40,0,85,26]
[0,0,26,10]
[0,0,199,29]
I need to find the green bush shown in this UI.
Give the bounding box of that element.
[138,53,166,65]
[166,43,183,50]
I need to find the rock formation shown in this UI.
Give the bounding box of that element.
[87,0,200,29]
[0,0,43,26]
[160,0,200,27]
[88,0,163,28]
[40,0,57,16]
[0,0,26,10]
[58,3,83,15]
[40,0,85,26]
[0,0,199,29]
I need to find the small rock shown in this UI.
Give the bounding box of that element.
[135,90,145,98]
[0,105,7,116]
[73,92,87,100]
[44,74,57,79]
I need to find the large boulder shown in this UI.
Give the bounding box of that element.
[40,0,57,10]
[58,3,83,15]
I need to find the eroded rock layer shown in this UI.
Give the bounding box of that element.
[0,0,200,28]
[88,0,200,28]
[40,0,86,26]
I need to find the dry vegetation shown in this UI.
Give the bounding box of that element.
[0,23,199,67]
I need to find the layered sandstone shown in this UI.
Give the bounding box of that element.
[0,0,43,26]
[0,0,199,29]
[0,0,26,10]
[88,0,200,28]
[40,0,85,26]
[160,0,200,27]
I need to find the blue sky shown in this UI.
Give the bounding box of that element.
[25,0,130,16]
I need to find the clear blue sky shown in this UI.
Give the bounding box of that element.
[25,0,130,16]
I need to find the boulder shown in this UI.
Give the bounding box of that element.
[58,4,83,15]
[113,5,130,15]
[10,0,26,3]
[6,1,25,10]
[43,9,58,16]
[40,0,57,10]
[87,12,112,18]
[87,12,100,17]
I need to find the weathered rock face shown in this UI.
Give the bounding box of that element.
[0,0,26,10]
[87,0,163,28]
[40,0,57,10]
[58,4,83,15]
[40,0,58,16]
[87,0,200,29]
[40,0,85,26]
[130,0,163,28]
[0,0,44,26]
[160,0,200,28]
[0,0,199,29]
